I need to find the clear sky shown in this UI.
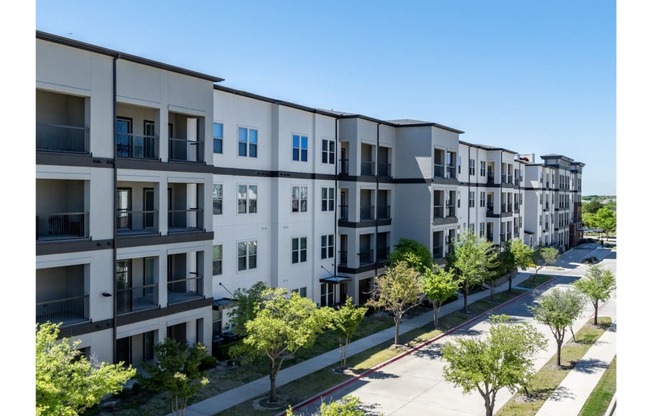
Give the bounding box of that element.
[35,0,616,195]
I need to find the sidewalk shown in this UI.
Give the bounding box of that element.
[180,272,535,416]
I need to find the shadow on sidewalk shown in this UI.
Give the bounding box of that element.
[571,358,610,374]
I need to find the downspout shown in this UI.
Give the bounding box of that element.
[374,123,380,280]
[333,117,339,296]
[467,146,471,230]
[499,150,503,250]
[112,53,120,364]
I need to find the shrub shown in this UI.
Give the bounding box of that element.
[199,355,218,371]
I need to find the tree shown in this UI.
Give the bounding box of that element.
[36,322,136,416]
[140,338,210,416]
[509,239,534,292]
[582,211,596,229]
[441,315,546,416]
[330,297,367,370]
[388,238,433,273]
[593,207,616,239]
[532,246,559,283]
[529,287,585,367]
[242,288,332,402]
[582,199,603,214]
[574,264,616,325]
[422,266,458,328]
[229,281,268,337]
[366,261,424,345]
[286,395,366,416]
[446,230,497,313]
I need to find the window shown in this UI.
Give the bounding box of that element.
[480,191,486,208]
[212,245,222,276]
[321,234,334,259]
[292,287,307,297]
[480,161,486,176]
[212,184,223,215]
[238,127,258,157]
[457,192,461,208]
[292,237,307,264]
[237,240,257,271]
[322,139,335,164]
[458,155,462,174]
[237,184,258,214]
[292,186,308,213]
[213,122,223,154]
[469,159,476,175]
[470,223,475,234]
[480,222,486,238]
[292,134,308,162]
[469,191,475,208]
[321,187,334,211]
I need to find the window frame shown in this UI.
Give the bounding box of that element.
[237,126,258,158]
[469,159,476,176]
[212,244,223,276]
[212,184,223,215]
[237,240,257,271]
[213,122,223,154]
[292,236,308,264]
[321,139,335,164]
[237,184,258,215]
[292,133,309,162]
[292,185,308,213]
[480,161,486,177]
[321,187,335,212]
[321,234,334,259]
[469,191,475,208]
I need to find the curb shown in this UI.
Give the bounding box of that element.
[280,277,559,415]
[606,394,616,416]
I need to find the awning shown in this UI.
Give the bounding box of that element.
[212,298,237,310]
[319,275,352,284]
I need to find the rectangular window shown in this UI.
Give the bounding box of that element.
[237,240,257,271]
[237,184,258,214]
[480,161,486,176]
[213,184,223,215]
[213,122,223,154]
[321,187,335,211]
[480,191,486,208]
[292,186,308,213]
[292,237,308,264]
[212,245,222,276]
[480,222,486,238]
[469,159,476,175]
[321,234,334,259]
[238,127,258,158]
[469,191,475,208]
[292,134,308,162]
[470,223,475,234]
[292,287,307,297]
[322,139,335,164]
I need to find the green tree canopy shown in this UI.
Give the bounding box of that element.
[242,288,333,402]
[422,266,458,328]
[36,322,136,416]
[582,199,603,214]
[330,297,367,369]
[594,207,617,237]
[388,238,432,273]
[229,281,268,337]
[532,246,559,282]
[287,395,366,416]
[529,287,585,367]
[582,212,597,229]
[442,315,546,416]
[574,264,616,325]
[366,261,424,345]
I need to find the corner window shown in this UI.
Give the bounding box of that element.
[292,237,307,264]
[213,123,223,154]
[237,184,258,214]
[292,186,308,213]
[292,134,308,162]
[238,127,258,158]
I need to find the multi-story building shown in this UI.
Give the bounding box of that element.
[35,31,584,365]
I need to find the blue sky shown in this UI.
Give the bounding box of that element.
[35,0,615,194]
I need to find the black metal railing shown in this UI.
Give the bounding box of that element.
[434,163,445,178]
[169,138,204,162]
[339,205,349,221]
[446,166,456,179]
[361,161,375,176]
[488,173,495,184]
[339,251,348,266]
[116,284,159,314]
[360,205,375,221]
[359,249,375,265]
[116,210,158,234]
[433,245,444,259]
[376,246,390,262]
[116,133,158,159]
[339,158,349,175]
[433,205,444,218]
[36,212,88,240]
[36,123,89,154]
[167,275,203,304]
[378,162,392,177]
[446,204,456,217]
[487,232,494,241]
[36,295,89,325]
[168,208,203,231]
[377,205,391,219]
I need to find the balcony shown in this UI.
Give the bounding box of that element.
[169,138,204,163]
[361,161,375,176]
[376,246,390,263]
[339,205,349,221]
[514,204,520,213]
[446,166,456,179]
[377,205,391,220]
[168,208,204,232]
[36,295,89,326]
[339,250,348,266]
[488,173,495,184]
[339,159,349,175]
[507,204,513,213]
[359,249,375,265]
[168,274,203,304]
[433,205,444,219]
[360,205,375,221]
[117,284,159,314]
[36,123,89,154]
[433,245,444,259]
[446,204,456,218]
[36,212,88,241]
[487,232,494,242]
[116,210,159,235]
[502,174,508,184]
[434,163,445,178]
[116,133,158,159]
[378,163,392,177]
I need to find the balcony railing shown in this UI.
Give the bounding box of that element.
[501,204,507,213]
[36,212,88,240]
[36,123,89,154]
[446,166,456,179]
[116,133,158,159]
[514,204,520,213]
[487,203,494,215]
[339,205,349,221]
[339,251,348,266]
[376,246,390,262]
[36,295,89,325]
[360,205,375,221]
[433,245,444,259]
[116,210,159,235]
[507,204,513,212]
[434,163,445,178]
[501,174,508,184]
[168,208,204,231]
[508,175,513,183]
[487,232,494,242]
[377,205,391,219]
[359,249,375,265]
[169,138,204,162]
[378,162,392,177]
[361,161,375,176]
[117,283,159,314]
[339,158,349,175]
[488,173,495,184]
[168,274,203,304]
[433,205,444,219]
[446,205,456,218]
[500,233,506,243]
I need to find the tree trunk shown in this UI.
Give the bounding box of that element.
[508,271,513,293]
[394,316,401,345]
[269,362,277,402]
[484,393,494,416]
[464,290,469,313]
[433,302,440,329]
[556,340,562,367]
[594,302,599,326]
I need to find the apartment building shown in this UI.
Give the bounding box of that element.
[35,32,584,363]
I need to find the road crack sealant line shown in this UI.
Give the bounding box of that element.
[279,276,561,416]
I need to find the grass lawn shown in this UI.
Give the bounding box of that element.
[496,317,612,416]
[517,275,553,289]
[579,356,616,416]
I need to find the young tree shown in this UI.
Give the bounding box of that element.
[446,230,497,313]
[388,238,433,273]
[593,206,616,239]
[286,395,366,416]
[140,338,210,416]
[508,239,534,292]
[36,322,136,416]
[422,266,458,328]
[442,315,546,416]
[532,246,559,283]
[529,287,585,367]
[366,261,424,345]
[229,281,268,337]
[574,264,616,325]
[330,297,367,370]
[242,288,332,403]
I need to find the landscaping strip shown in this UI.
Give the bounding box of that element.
[578,356,617,416]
